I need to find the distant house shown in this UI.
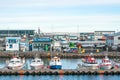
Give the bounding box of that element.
[0,30,35,40]
[32,37,52,51]
[114,32,120,45]
[94,31,115,41]
[6,37,21,51]
[105,34,114,47]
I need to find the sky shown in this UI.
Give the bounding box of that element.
[0,0,120,33]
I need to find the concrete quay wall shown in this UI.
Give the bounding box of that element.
[0,69,120,75]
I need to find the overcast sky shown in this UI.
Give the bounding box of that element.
[0,0,120,32]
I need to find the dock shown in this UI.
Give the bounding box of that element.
[0,51,120,58]
[0,68,120,75]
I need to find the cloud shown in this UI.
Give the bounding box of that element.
[0,15,120,23]
[0,0,120,8]
[0,15,120,32]
[0,0,120,32]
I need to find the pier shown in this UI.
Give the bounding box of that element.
[0,51,120,58]
[0,68,120,75]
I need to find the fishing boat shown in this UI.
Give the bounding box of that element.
[49,56,62,69]
[99,55,112,70]
[7,56,25,70]
[30,57,44,70]
[82,53,99,69]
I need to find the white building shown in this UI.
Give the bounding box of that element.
[6,37,21,51]
[94,31,115,41]
[106,35,114,47]
[114,32,120,45]
[53,41,61,51]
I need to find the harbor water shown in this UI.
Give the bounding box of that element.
[0,75,119,80]
[0,58,119,80]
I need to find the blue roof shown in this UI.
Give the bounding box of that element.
[33,37,52,42]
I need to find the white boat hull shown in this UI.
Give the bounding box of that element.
[83,63,99,69]
[7,57,25,70]
[100,55,113,70]
[30,58,44,70]
[8,65,24,70]
[30,65,44,70]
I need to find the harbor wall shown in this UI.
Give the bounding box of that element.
[0,51,120,58]
[0,69,120,75]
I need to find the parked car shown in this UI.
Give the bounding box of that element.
[71,48,78,53]
[63,48,70,53]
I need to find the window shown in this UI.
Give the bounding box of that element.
[8,39,16,43]
[9,44,13,48]
[37,60,40,62]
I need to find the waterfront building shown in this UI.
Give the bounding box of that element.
[44,32,79,41]
[60,37,69,48]
[94,31,115,41]
[105,34,114,47]
[53,41,61,52]
[69,35,78,40]
[0,30,35,40]
[6,37,21,51]
[44,32,79,36]
[78,40,106,48]
[80,32,94,41]
[32,37,52,51]
[0,29,34,51]
[53,35,67,41]
[114,32,120,45]
[20,38,29,52]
